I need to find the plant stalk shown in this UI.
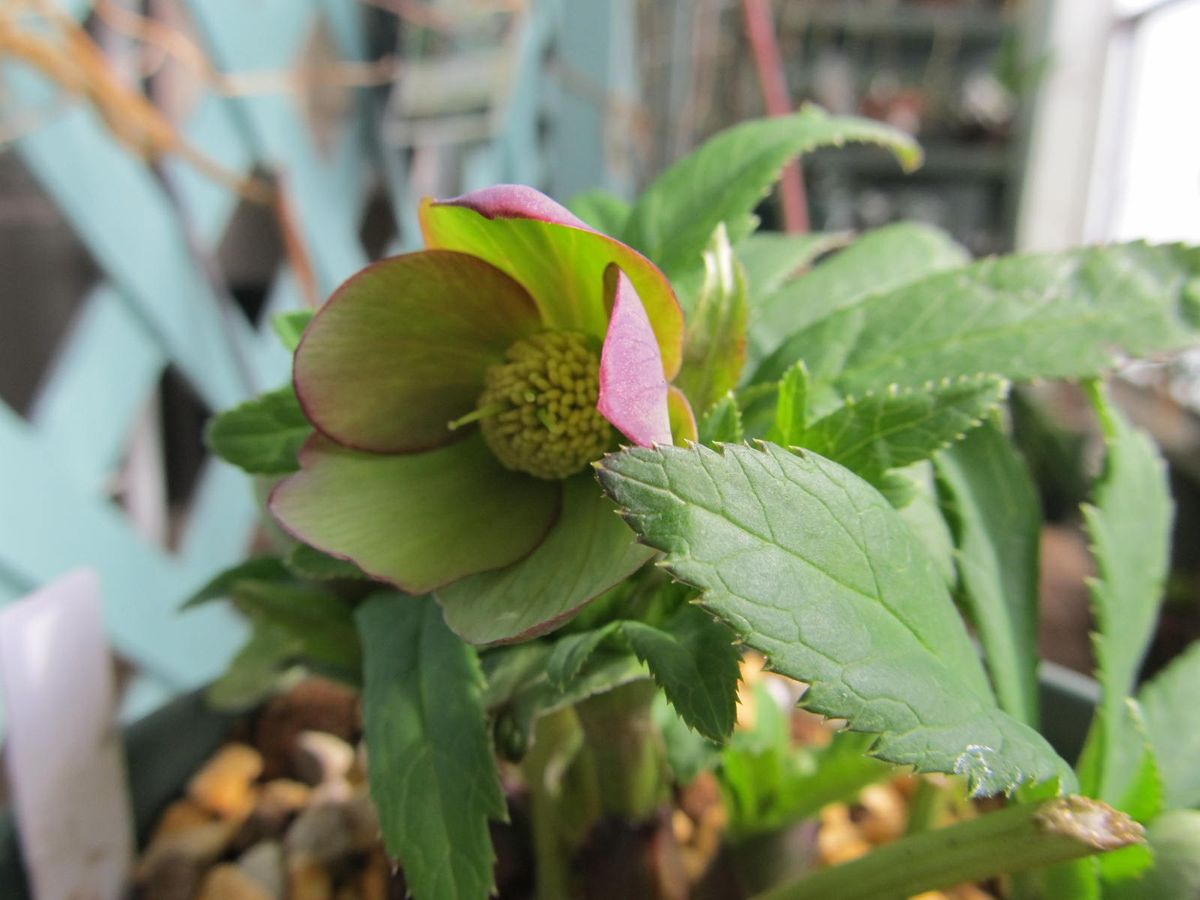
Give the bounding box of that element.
[752,796,1144,900]
[574,679,668,821]
[521,707,602,900]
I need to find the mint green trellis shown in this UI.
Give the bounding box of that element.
[0,0,637,727]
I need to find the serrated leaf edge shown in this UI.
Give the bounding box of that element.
[595,441,1069,797]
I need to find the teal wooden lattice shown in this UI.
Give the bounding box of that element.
[0,0,637,726]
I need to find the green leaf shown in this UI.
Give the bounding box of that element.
[357,593,506,900]
[653,694,721,784]
[436,476,653,644]
[749,222,968,365]
[206,386,311,475]
[545,622,621,690]
[230,580,360,675]
[698,393,745,444]
[891,462,956,590]
[675,224,750,413]
[621,604,740,742]
[272,310,314,352]
[206,622,301,711]
[566,188,630,235]
[1139,641,1200,809]
[625,106,921,278]
[1077,385,1172,805]
[769,361,811,446]
[181,556,290,610]
[672,230,846,324]
[1105,811,1200,900]
[755,243,1200,396]
[721,729,892,839]
[935,421,1042,726]
[485,643,648,759]
[738,231,849,309]
[1093,705,1161,886]
[798,375,1009,487]
[597,442,1074,794]
[283,542,370,581]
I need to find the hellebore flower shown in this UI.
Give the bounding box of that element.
[270,185,692,633]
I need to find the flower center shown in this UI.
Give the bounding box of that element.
[451,331,611,480]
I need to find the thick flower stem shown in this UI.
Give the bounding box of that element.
[752,796,1144,900]
[574,679,669,821]
[521,707,603,900]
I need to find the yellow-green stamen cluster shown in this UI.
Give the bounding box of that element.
[468,331,611,480]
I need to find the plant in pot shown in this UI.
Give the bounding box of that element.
[179,107,1200,899]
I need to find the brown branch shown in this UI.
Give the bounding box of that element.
[0,9,274,204]
[740,0,808,233]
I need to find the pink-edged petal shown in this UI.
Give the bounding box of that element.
[269,433,560,594]
[598,269,672,447]
[437,184,591,230]
[295,250,541,453]
[419,187,685,379]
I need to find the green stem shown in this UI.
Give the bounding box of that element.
[752,796,1144,900]
[521,707,602,900]
[574,679,668,821]
[902,776,945,836]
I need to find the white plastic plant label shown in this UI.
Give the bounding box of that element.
[0,569,133,900]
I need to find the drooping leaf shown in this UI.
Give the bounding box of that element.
[436,476,653,645]
[206,621,301,711]
[798,375,1008,487]
[675,225,750,413]
[698,393,745,444]
[229,580,360,675]
[597,442,1074,794]
[755,243,1200,396]
[1139,641,1200,809]
[272,309,314,352]
[357,593,506,900]
[749,222,968,364]
[1077,385,1172,805]
[621,604,740,742]
[566,188,630,235]
[206,386,311,475]
[181,556,290,610]
[625,106,920,278]
[935,421,1042,726]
